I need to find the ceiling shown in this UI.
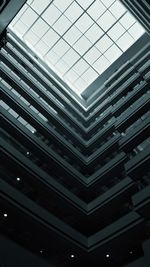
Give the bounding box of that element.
[8,0,145,95]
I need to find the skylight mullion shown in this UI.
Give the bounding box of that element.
[9,0,145,95]
[42,4,87,60]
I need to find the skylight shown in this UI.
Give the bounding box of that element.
[8,0,145,95]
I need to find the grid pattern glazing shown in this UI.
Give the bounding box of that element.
[8,0,145,94]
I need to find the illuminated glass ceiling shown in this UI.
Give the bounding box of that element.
[8,0,145,95]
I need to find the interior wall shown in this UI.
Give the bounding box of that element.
[0,234,56,267]
[0,234,150,267]
[124,239,150,267]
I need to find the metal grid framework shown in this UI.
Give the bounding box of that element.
[8,0,145,94]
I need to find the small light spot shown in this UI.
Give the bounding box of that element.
[17,177,21,181]
[3,213,8,217]
[106,254,110,258]
[70,254,75,258]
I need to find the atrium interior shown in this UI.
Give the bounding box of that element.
[0,1,150,266]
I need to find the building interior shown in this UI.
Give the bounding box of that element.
[0,1,150,266]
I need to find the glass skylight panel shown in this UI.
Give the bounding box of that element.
[107,23,125,41]
[9,0,146,95]
[85,24,104,43]
[104,44,122,63]
[54,0,73,12]
[52,39,70,57]
[30,18,49,38]
[109,1,126,19]
[97,10,116,31]
[64,2,83,23]
[73,36,92,55]
[53,15,71,35]
[116,32,135,52]
[45,50,60,65]
[75,13,94,33]
[128,22,145,41]
[42,5,61,25]
[76,0,95,10]
[82,68,99,83]
[35,40,49,56]
[101,0,115,8]
[55,60,70,76]
[96,35,113,53]
[87,1,106,20]
[93,56,110,74]
[20,7,38,28]
[120,13,136,29]
[64,69,79,83]
[74,77,87,92]
[72,59,89,76]
[63,49,80,66]
[30,0,50,14]
[84,47,101,65]
[42,29,59,48]
[13,20,28,36]
[63,26,82,45]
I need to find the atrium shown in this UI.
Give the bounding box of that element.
[0,1,150,267]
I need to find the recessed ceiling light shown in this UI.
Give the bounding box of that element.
[16,177,21,181]
[70,254,75,258]
[3,213,8,217]
[106,254,110,258]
